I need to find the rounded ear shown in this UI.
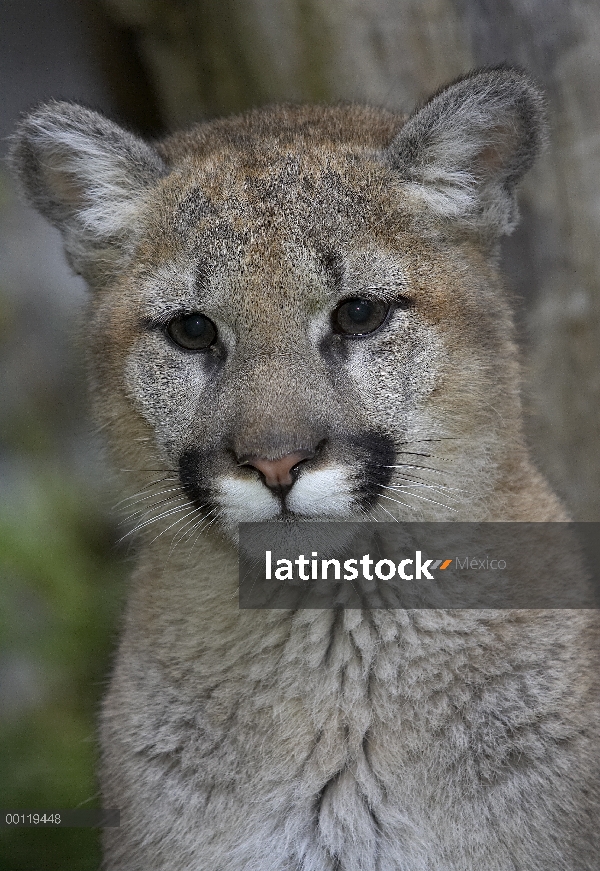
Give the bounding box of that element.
[386,67,546,236]
[9,101,167,284]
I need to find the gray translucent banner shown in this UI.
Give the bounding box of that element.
[238,523,600,608]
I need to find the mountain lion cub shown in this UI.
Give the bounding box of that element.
[11,68,599,869]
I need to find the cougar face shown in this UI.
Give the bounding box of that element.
[10,69,542,540]
[120,178,436,532]
[83,119,518,538]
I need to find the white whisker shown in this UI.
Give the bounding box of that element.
[184,508,222,565]
[384,463,451,475]
[119,468,177,473]
[168,508,212,553]
[120,502,193,541]
[384,482,465,499]
[376,502,402,521]
[379,491,458,513]
[121,496,188,527]
[377,493,416,512]
[149,506,200,545]
[115,485,183,510]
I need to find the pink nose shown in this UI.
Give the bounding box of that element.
[243,451,313,490]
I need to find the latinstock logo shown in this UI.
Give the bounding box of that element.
[264,551,455,582]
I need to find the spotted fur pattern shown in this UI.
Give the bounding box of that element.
[10,68,600,870]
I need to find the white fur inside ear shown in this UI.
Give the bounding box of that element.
[402,173,477,219]
[401,125,481,218]
[287,467,353,517]
[10,102,166,280]
[36,128,151,236]
[387,69,545,234]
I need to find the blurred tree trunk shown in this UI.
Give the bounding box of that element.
[99,0,600,520]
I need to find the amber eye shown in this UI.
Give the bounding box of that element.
[331,297,390,336]
[166,313,217,351]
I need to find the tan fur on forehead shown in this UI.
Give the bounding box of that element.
[159,103,403,164]
[152,139,404,251]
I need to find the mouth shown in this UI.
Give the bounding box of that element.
[176,431,396,531]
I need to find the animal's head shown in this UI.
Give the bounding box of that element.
[11,68,544,537]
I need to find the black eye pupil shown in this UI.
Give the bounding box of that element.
[182,315,207,337]
[346,300,372,323]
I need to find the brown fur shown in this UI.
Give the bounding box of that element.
[10,68,599,870]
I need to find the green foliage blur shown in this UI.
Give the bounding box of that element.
[0,175,126,871]
[0,470,126,871]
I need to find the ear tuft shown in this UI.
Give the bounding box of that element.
[386,67,546,235]
[9,101,167,283]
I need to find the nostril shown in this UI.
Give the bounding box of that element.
[241,450,314,491]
